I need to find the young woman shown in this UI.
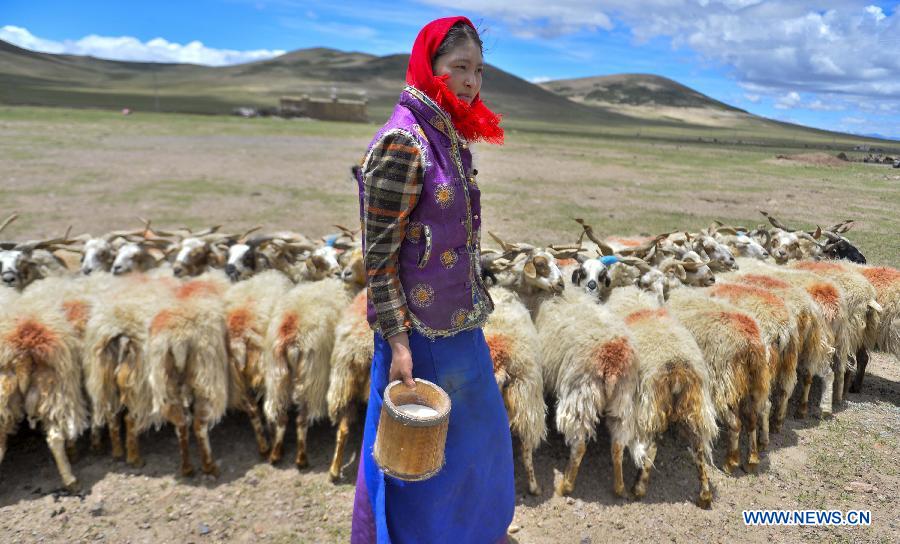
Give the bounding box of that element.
[350,16,514,544]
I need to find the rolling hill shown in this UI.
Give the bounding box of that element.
[1,38,896,147]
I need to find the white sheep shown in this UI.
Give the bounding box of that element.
[606,286,718,508]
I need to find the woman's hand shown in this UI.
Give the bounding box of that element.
[387,332,416,388]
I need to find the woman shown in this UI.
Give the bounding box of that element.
[350,16,514,544]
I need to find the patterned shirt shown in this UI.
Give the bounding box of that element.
[361,131,424,338]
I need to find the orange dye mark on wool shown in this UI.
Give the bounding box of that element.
[807,283,840,321]
[740,274,790,290]
[350,291,368,317]
[556,258,577,267]
[718,311,760,340]
[6,319,58,358]
[150,310,174,335]
[794,261,844,273]
[607,237,646,247]
[485,334,513,374]
[861,266,900,291]
[592,336,634,382]
[175,280,222,300]
[713,283,782,307]
[62,299,90,331]
[278,312,299,342]
[624,308,667,325]
[227,307,251,338]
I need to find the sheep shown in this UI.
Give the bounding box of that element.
[147,271,231,476]
[1,237,73,290]
[481,284,547,495]
[789,260,881,403]
[666,288,771,475]
[82,274,175,466]
[0,288,87,491]
[719,270,834,431]
[489,238,642,498]
[734,258,848,417]
[263,276,355,468]
[703,281,798,450]
[828,263,898,393]
[223,269,294,457]
[606,286,718,508]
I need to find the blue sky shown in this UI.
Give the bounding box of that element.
[3,0,899,139]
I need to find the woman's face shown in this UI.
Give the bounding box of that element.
[432,39,483,104]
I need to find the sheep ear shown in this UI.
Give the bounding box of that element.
[571,268,584,286]
[603,274,611,288]
[523,261,537,279]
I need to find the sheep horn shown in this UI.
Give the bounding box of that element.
[0,213,19,235]
[760,210,791,231]
[797,231,826,248]
[573,218,616,256]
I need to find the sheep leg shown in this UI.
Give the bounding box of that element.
[554,438,587,496]
[294,403,310,469]
[757,399,770,454]
[109,412,124,460]
[796,370,813,419]
[124,413,144,468]
[243,396,269,457]
[0,430,8,467]
[90,424,104,452]
[849,347,868,394]
[268,413,288,465]
[192,399,219,477]
[832,353,846,405]
[522,438,541,496]
[329,408,352,482]
[65,438,79,463]
[632,441,657,500]
[773,386,790,435]
[47,428,80,493]
[818,366,835,418]
[693,437,713,509]
[723,408,741,475]
[611,439,627,499]
[162,403,194,477]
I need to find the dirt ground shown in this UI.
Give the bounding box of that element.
[1,109,899,543]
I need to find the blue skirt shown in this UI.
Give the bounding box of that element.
[350,327,515,544]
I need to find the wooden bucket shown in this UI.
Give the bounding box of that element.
[373,378,451,481]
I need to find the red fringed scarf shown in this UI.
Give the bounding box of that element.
[406,16,504,145]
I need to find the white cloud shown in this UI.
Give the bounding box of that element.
[744,93,761,103]
[775,91,801,109]
[841,116,866,124]
[864,5,886,22]
[528,75,552,83]
[0,25,285,66]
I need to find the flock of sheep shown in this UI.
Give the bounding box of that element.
[0,210,897,510]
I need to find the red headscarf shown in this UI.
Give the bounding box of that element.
[406,17,504,145]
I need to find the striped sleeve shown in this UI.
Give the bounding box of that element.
[362,130,424,338]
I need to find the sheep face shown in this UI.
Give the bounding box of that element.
[339,248,366,287]
[823,239,866,264]
[111,242,156,275]
[520,251,565,294]
[571,259,611,299]
[225,243,270,282]
[173,238,216,278]
[81,239,114,275]
[768,231,803,264]
[305,246,342,281]
[680,251,716,287]
[0,250,39,290]
[635,268,668,305]
[727,234,769,260]
[694,236,738,271]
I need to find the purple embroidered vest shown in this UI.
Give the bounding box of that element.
[356,86,494,339]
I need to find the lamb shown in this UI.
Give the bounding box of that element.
[82,274,175,466]
[0,287,87,491]
[223,269,294,456]
[147,271,231,476]
[605,286,718,508]
[666,288,771,474]
[490,239,642,498]
[263,276,356,468]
